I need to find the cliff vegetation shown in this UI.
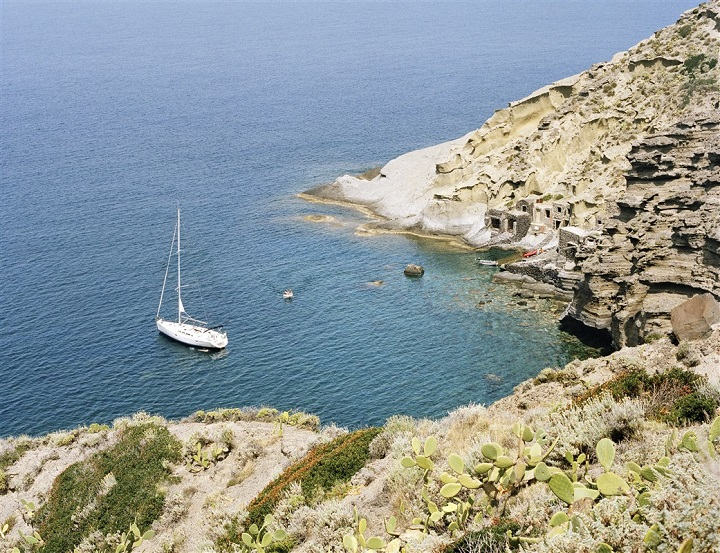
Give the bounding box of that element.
[1,333,719,553]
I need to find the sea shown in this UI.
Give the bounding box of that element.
[0,0,699,437]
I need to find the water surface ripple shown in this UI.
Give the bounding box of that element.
[0,0,697,435]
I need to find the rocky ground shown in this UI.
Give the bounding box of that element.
[567,117,720,346]
[0,410,332,553]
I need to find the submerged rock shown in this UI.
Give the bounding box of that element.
[303,214,340,225]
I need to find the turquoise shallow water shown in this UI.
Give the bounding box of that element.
[0,0,698,436]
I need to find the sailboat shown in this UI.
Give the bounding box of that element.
[156,206,228,349]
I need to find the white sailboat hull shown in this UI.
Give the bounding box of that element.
[156,318,228,349]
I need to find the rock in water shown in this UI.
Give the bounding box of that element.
[671,294,720,341]
[404,264,424,277]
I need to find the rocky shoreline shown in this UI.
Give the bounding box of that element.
[304,1,720,348]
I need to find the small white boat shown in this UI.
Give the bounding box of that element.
[156,206,228,350]
[476,259,498,266]
[283,289,294,300]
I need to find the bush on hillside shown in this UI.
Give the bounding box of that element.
[35,423,181,553]
[544,393,645,460]
[218,427,380,550]
[664,392,718,425]
[576,367,716,425]
[191,407,320,430]
[250,427,379,522]
[445,520,521,552]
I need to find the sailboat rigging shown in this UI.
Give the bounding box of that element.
[156,206,228,349]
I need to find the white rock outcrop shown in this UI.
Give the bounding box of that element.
[307,1,720,250]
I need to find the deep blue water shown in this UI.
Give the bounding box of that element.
[0,0,698,436]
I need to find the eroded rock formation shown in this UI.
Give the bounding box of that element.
[568,117,720,346]
[308,1,720,249]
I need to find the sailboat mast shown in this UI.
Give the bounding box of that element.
[177,205,182,323]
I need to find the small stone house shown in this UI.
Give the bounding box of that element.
[532,200,572,231]
[485,197,574,240]
[559,226,599,261]
[484,208,531,241]
[515,197,536,215]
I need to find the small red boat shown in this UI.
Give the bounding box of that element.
[522,249,540,258]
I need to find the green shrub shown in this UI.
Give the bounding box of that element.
[0,440,34,471]
[52,432,76,447]
[192,407,320,430]
[576,369,646,403]
[677,24,692,38]
[576,367,709,426]
[642,332,665,344]
[297,431,380,500]
[253,427,379,521]
[681,76,719,106]
[265,538,295,553]
[578,366,697,401]
[683,53,717,78]
[546,394,645,459]
[664,393,718,425]
[218,427,380,550]
[36,423,181,553]
[0,441,35,495]
[87,423,110,433]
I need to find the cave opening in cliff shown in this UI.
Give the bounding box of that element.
[559,315,613,354]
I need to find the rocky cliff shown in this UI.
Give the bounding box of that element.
[567,116,720,346]
[307,0,720,348]
[308,1,720,247]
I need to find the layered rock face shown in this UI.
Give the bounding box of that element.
[309,1,720,248]
[568,117,720,346]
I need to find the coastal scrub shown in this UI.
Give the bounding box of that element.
[35,423,181,553]
[576,367,718,425]
[218,427,380,550]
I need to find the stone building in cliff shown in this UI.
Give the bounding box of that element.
[485,196,574,240]
[516,198,536,215]
[532,200,572,231]
[485,208,531,241]
[558,226,600,263]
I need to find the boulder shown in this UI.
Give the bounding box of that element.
[404,264,424,277]
[670,293,720,341]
